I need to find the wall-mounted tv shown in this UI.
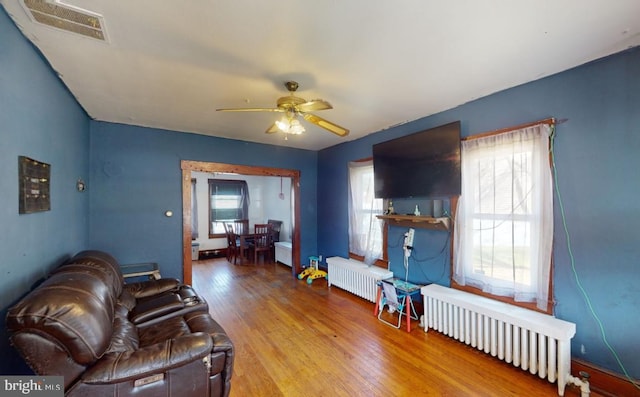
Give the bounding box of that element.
[373,121,461,199]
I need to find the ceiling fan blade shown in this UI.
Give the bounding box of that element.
[296,99,333,113]
[216,107,284,112]
[302,113,349,137]
[265,123,279,134]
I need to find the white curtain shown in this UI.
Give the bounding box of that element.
[348,160,383,265]
[454,124,553,310]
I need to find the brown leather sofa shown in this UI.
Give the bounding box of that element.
[6,250,234,396]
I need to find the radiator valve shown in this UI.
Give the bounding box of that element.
[566,371,590,397]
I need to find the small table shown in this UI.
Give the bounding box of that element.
[121,262,161,280]
[374,277,424,332]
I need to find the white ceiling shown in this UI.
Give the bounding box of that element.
[3,1,640,150]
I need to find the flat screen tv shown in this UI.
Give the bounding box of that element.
[373,121,461,199]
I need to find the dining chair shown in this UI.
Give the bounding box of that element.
[234,219,249,235]
[223,223,239,264]
[266,219,282,258]
[267,219,282,243]
[234,219,255,262]
[253,224,272,264]
[254,223,270,235]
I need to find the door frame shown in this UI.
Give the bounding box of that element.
[181,160,301,284]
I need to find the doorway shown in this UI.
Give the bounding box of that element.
[181,160,301,284]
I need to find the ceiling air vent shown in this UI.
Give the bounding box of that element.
[21,0,107,41]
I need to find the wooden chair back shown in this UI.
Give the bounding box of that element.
[254,223,271,235]
[253,224,272,263]
[223,222,234,234]
[267,219,282,243]
[224,222,239,264]
[233,219,249,235]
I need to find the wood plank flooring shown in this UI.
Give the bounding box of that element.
[192,258,596,397]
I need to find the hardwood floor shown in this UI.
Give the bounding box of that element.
[193,258,597,397]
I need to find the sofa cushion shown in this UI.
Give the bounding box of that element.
[81,333,212,384]
[7,271,114,365]
[50,261,121,315]
[138,316,192,347]
[67,250,126,288]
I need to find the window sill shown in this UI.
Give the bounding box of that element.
[450,281,552,315]
[348,253,388,268]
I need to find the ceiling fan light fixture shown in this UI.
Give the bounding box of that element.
[289,119,305,135]
[218,81,348,138]
[276,116,305,135]
[275,117,290,132]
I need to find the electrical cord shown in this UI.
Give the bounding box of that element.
[404,248,409,282]
[410,233,450,284]
[412,232,450,262]
[391,219,451,284]
[413,255,448,284]
[551,125,639,390]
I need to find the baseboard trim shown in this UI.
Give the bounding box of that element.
[572,358,639,396]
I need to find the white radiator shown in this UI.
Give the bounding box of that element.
[421,284,576,396]
[326,257,393,303]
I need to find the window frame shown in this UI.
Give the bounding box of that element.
[347,158,388,267]
[450,119,555,314]
[208,179,249,238]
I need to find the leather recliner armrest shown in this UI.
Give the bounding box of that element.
[123,278,181,298]
[81,333,213,384]
[128,293,185,325]
[183,310,234,391]
[184,312,233,353]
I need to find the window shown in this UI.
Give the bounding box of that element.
[453,123,553,311]
[208,179,250,235]
[348,160,384,265]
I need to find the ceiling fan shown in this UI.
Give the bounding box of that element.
[216,81,349,137]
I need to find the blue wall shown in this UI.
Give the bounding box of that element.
[89,122,318,280]
[0,8,90,374]
[318,47,640,379]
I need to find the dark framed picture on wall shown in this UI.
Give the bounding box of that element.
[19,156,50,214]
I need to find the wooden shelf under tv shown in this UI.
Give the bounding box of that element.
[376,215,450,231]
